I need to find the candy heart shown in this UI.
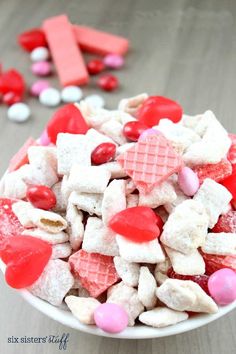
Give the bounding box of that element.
[137,96,183,127]
[0,69,25,97]
[18,28,47,52]
[109,206,160,242]
[0,236,52,289]
[0,198,24,242]
[221,172,236,201]
[47,103,89,144]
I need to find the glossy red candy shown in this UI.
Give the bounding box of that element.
[202,253,236,275]
[0,198,24,242]
[0,236,52,288]
[98,74,119,91]
[91,143,116,165]
[3,91,22,106]
[123,121,148,142]
[137,96,183,127]
[87,59,105,75]
[0,69,25,97]
[109,206,160,242]
[18,28,47,52]
[26,185,56,210]
[167,268,210,294]
[47,104,89,144]
[221,172,236,201]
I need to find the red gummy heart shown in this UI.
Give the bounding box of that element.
[109,206,160,242]
[221,172,236,201]
[18,28,47,52]
[0,198,24,242]
[47,104,89,144]
[137,96,183,127]
[0,69,25,97]
[0,236,52,289]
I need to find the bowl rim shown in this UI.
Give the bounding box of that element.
[0,260,236,339]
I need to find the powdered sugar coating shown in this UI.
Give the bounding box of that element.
[28,259,74,306]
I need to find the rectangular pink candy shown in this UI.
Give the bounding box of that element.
[43,15,89,87]
[73,25,129,56]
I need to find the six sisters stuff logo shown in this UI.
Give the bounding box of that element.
[8,333,70,350]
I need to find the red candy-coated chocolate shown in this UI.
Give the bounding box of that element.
[0,198,24,242]
[47,104,89,144]
[167,268,210,295]
[87,59,105,75]
[221,172,236,201]
[211,210,236,233]
[91,143,116,165]
[192,159,232,184]
[137,96,183,127]
[123,121,148,142]
[0,69,25,97]
[109,206,160,242]
[98,74,119,91]
[18,28,47,52]
[26,185,56,210]
[8,137,37,172]
[202,252,236,275]
[2,92,22,106]
[0,236,52,289]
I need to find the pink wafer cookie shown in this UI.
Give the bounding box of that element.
[69,250,119,298]
[43,15,89,87]
[117,135,183,192]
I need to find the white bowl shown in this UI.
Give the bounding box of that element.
[0,260,236,338]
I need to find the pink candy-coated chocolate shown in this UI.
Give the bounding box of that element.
[208,268,236,305]
[31,61,52,77]
[138,128,160,141]
[39,129,51,146]
[178,166,199,197]
[103,54,124,69]
[94,303,129,333]
[31,80,50,96]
